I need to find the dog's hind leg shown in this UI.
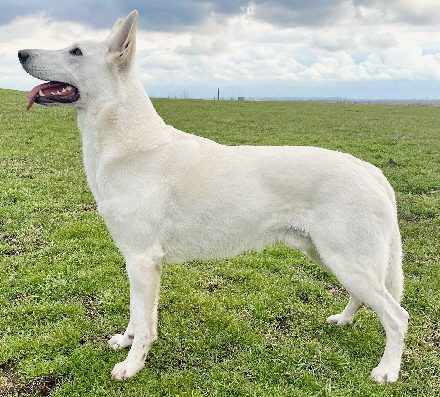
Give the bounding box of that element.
[313,225,408,383]
[307,249,363,325]
[285,233,363,327]
[327,257,407,383]
[111,245,164,381]
[326,295,362,325]
[368,291,408,383]
[337,270,408,383]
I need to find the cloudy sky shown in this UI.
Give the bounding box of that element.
[3,0,440,99]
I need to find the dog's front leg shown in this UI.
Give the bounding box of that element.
[108,282,159,350]
[111,246,163,380]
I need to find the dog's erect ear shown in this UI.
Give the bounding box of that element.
[108,10,138,68]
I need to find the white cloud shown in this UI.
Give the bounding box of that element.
[361,31,398,49]
[3,3,440,98]
[0,14,108,53]
[388,0,440,25]
[311,33,356,52]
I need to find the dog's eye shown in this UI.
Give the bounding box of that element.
[69,47,83,56]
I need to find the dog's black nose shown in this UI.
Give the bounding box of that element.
[18,50,30,64]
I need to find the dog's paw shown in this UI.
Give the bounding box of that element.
[370,364,399,384]
[108,333,133,350]
[111,360,144,381]
[326,313,352,326]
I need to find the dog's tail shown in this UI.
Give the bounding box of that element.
[386,223,404,303]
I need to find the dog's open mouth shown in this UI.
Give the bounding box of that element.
[27,81,80,110]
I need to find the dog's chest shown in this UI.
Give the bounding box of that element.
[77,113,109,202]
[81,132,101,199]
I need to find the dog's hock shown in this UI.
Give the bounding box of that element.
[108,10,138,68]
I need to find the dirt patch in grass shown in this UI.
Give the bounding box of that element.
[1,247,25,256]
[1,232,46,256]
[423,321,440,351]
[2,234,20,245]
[0,361,65,396]
[0,361,21,396]
[82,203,97,212]
[204,282,221,293]
[298,292,310,303]
[20,375,62,397]
[201,276,228,294]
[271,313,293,333]
[401,213,438,223]
[266,307,301,336]
[324,282,346,297]
[0,157,36,179]
[82,295,100,319]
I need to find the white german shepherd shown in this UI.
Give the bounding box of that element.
[19,10,408,383]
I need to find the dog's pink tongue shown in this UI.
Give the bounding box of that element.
[27,82,53,110]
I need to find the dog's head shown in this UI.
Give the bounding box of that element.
[19,10,138,110]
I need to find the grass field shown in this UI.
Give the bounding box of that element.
[0,88,439,396]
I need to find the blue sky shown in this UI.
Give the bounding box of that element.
[3,1,440,99]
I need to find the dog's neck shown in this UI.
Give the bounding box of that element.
[75,75,173,199]
[76,75,170,152]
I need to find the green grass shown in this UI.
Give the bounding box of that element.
[0,89,439,396]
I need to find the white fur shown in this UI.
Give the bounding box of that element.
[20,10,408,383]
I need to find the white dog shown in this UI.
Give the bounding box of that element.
[19,10,408,383]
